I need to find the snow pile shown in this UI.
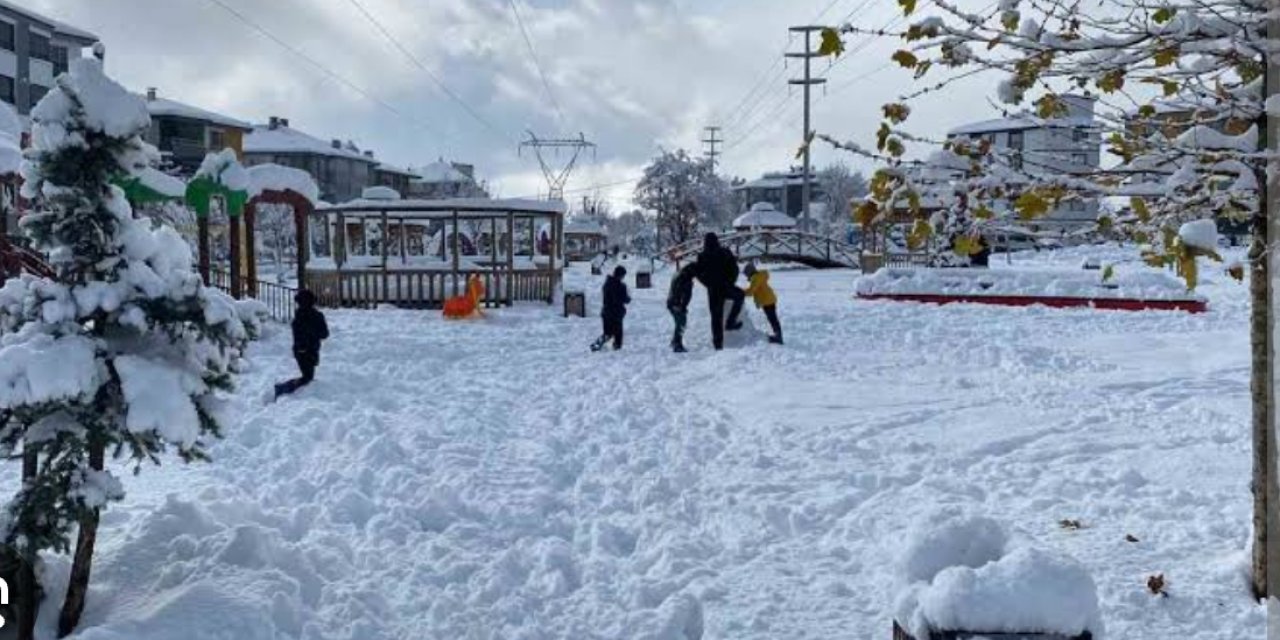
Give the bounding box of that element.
[1179,219,1220,253]
[360,185,401,201]
[895,511,1102,638]
[0,332,103,406]
[857,267,1204,301]
[195,148,249,192]
[30,59,150,140]
[246,163,320,204]
[134,166,187,198]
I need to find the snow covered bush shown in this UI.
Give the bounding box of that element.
[1,57,255,635]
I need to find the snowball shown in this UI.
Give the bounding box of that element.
[114,355,207,447]
[1179,219,1219,252]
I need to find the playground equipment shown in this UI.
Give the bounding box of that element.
[443,274,486,319]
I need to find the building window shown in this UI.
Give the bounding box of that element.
[52,46,69,76]
[1073,129,1088,143]
[0,22,13,51]
[0,76,12,105]
[209,129,227,152]
[1008,131,1024,149]
[30,85,48,106]
[30,33,52,62]
[1072,153,1089,166]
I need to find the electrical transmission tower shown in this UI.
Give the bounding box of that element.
[702,126,722,174]
[787,26,826,231]
[519,132,596,201]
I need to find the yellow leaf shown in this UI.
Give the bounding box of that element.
[898,0,918,14]
[882,103,911,124]
[1097,69,1126,93]
[892,50,919,69]
[1162,80,1179,97]
[1178,252,1198,291]
[1097,215,1113,232]
[1130,197,1150,222]
[886,137,906,157]
[954,235,981,256]
[1102,265,1115,282]
[876,122,892,152]
[817,28,845,57]
[1228,264,1245,281]
[1036,94,1065,118]
[1154,46,1179,68]
[854,200,879,226]
[1137,105,1156,119]
[1153,7,1177,24]
[1001,11,1019,31]
[974,205,994,220]
[906,219,932,250]
[1014,191,1050,220]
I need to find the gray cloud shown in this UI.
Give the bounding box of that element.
[29,0,1004,207]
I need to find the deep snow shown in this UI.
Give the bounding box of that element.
[6,247,1265,639]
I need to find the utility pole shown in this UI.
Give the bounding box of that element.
[702,126,722,174]
[787,26,826,232]
[1260,0,1280,602]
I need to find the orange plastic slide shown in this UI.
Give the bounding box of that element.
[443,275,486,319]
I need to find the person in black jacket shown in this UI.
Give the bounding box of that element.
[667,263,698,353]
[591,266,631,352]
[275,289,330,398]
[694,233,745,350]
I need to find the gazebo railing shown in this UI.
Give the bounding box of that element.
[305,268,559,310]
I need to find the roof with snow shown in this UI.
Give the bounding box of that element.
[321,197,565,218]
[735,171,817,191]
[243,124,377,163]
[414,160,473,184]
[375,163,421,179]
[0,1,97,44]
[564,219,606,236]
[142,94,252,131]
[362,186,401,201]
[948,115,1092,136]
[733,202,797,229]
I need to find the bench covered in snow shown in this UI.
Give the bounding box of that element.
[856,267,1206,313]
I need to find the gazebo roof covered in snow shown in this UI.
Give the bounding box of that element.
[733,202,797,230]
[564,219,606,237]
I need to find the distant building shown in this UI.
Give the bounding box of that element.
[0,1,98,115]
[372,160,420,198]
[733,168,824,223]
[242,117,380,204]
[141,88,252,175]
[945,94,1101,228]
[408,159,488,200]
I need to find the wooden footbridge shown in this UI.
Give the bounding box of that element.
[661,230,862,269]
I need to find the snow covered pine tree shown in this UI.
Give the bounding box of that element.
[0,57,259,638]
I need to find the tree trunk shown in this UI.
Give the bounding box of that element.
[58,439,103,637]
[1250,200,1271,600]
[15,446,38,640]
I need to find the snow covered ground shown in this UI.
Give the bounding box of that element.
[11,246,1266,639]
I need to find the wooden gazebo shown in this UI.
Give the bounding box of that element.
[303,197,565,308]
[563,219,608,262]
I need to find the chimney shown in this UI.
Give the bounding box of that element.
[363,150,374,158]
[332,139,342,149]
[146,87,157,102]
[268,116,280,130]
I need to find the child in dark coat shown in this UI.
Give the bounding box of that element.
[275,290,330,398]
[591,266,631,352]
[667,264,697,353]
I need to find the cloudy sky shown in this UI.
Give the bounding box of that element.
[31,0,999,210]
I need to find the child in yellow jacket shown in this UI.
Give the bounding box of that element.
[742,264,783,345]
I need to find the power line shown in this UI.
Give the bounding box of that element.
[201,0,448,144]
[506,0,567,128]
[342,0,515,145]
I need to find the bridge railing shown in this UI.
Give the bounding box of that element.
[660,230,862,269]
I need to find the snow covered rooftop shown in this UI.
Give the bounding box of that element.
[948,115,1093,136]
[142,94,252,131]
[564,219,606,236]
[414,160,473,184]
[735,172,816,191]
[321,197,565,217]
[733,202,796,229]
[243,124,377,163]
[0,1,97,44]
[375,163,422,179]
